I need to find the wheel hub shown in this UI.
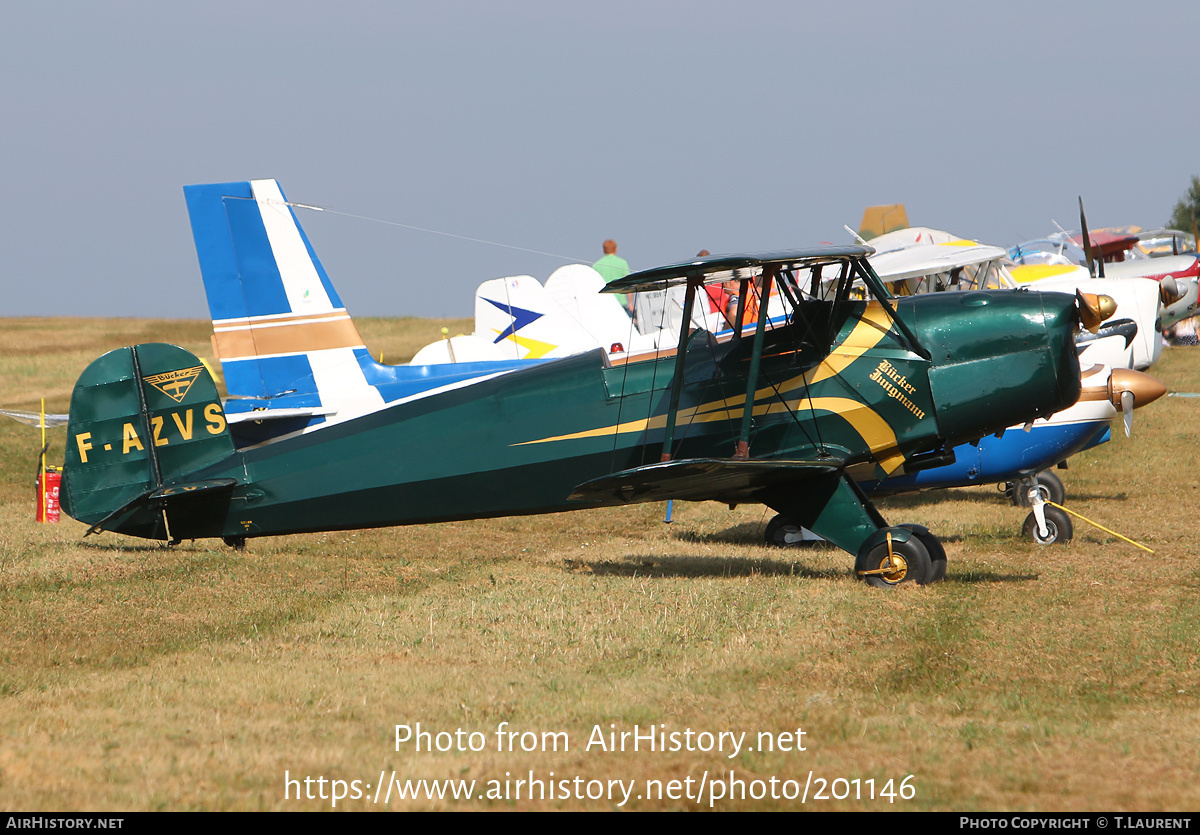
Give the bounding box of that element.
[857,532,909,583]
[875,553,907,583]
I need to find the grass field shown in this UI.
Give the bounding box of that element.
[1,317,1198,811]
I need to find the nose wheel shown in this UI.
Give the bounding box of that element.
[1022,505,1073,544]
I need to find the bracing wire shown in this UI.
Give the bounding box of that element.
[269,198,585,264]
[272,199,675,359]
[668,272,824,456]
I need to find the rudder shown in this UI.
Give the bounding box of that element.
[62,344,237,539]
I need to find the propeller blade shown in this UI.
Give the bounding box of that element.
[1079,197,1105,278]
[1078,198,1094,275]
[1122,389,1134,437]
[1160,276,1183,306]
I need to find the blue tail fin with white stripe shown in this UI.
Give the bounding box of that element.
[184,180,383,434]
[184,179,540,444]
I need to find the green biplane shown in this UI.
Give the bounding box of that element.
[60,180,1108,588]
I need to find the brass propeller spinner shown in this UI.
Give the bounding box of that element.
[1076,291,1117,333]
[1108,368,1169,437]
[1107,368,1168,411]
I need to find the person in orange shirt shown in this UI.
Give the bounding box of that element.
[723,277,762,330]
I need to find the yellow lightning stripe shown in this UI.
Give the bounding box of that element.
[491,330,559,359]
[806,397,904,474]
[511,302,908,473]
[689,301,894,418]
[512,395,904,473]
[685,395,905,474]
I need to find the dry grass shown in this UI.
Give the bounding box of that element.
[1,318,1199,810]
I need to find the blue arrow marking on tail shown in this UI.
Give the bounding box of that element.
[484,298,544,343]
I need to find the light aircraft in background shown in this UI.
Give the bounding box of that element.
[857,203,911,242]
[409,262,791,365]
[1009,239,1200,330]
[861,225,1192,371]
[1124,227,1198,258]
[60,180,1113,589]
[1007,203,1200,330]
[863,236,1162,370]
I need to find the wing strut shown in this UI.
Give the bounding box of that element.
[659,276,699,462]
[850,258,930,360]
[734,266,776,459]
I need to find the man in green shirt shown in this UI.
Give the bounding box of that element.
[592,239,632,312]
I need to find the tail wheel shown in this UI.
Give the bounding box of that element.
[223,535,247,551]
[1007,471,1066,507]
[1022,506,1073,545]
[764,514,802,546]
[764,514,825,547]
[856,529,933,588]
[899,523,947,583]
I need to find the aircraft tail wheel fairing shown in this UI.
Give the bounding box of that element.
[1006,471,1066,508]
[898,522,946,583]
[855,528,934,588]
[1023,506,1073,545]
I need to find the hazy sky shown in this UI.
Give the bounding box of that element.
[4,1,1198,320]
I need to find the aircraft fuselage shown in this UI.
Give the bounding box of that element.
[64,289,1082,544]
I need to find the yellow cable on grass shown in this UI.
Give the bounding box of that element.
[1047,501,1154,554]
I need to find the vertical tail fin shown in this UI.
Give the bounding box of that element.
[473,274,597,359]
[61,344,236,540]
[184,180,384,431]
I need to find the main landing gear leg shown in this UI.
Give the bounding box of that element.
[764,474,946,587]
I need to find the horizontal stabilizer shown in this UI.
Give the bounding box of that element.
[149,478,239,501]
[569,456,845,504]
[225,407,336,424]
[86,478,240,537]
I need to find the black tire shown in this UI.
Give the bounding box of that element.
[1022,506,1073,545]
[1008,471,1066,507]
[899,522,947,583]
[223,535,247,551]
[855,529,933,588]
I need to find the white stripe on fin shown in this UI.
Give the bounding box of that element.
[251,179,335,314]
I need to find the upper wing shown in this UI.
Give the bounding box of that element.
[602,247,876,294]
